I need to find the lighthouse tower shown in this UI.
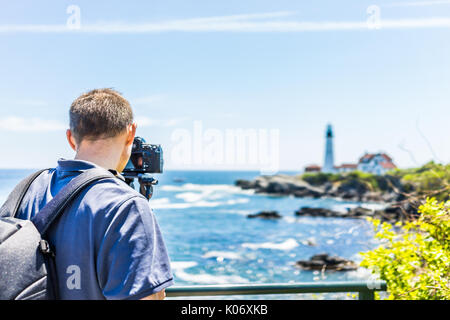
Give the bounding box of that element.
[323,124,335,173]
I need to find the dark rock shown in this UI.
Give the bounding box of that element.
[361,192,383,202]
[295,206,374,219]
[235,173,406,206]
[337,179,368,195]
[340,190,360,201]
[295,207,342,218]
[292,189,323,198]
[346,206,374,217]
[373,200,422,223]
[247,211,282,220]
[296,253,358,271]
[235,174,417,224]
[235,175,324,198]
[235,179,253,189]
[266,181,291,194]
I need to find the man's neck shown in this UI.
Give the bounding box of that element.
[74,142,122,171]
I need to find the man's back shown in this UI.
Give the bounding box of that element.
[16,158,173,300]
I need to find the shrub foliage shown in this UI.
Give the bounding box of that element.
[360,198,450,300]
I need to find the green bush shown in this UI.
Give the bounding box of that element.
[301,162,449,199]
[346,171,380,191]
[388,162,450,202]
[360,198,450,300]
[301,170,390,192]
[301,172,339,186]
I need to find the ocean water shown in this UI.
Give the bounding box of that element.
[0,169,385,299]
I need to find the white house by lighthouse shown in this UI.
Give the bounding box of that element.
[322,124,335,173]
[303,124,397,175]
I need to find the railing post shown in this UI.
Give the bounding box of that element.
[358,290,375,300]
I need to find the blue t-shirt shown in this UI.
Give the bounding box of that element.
[16,159,174,300]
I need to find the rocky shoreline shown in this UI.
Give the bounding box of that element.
[236,174,404,203]
[238,174,420,223]
[246,204,419,224]
[295,205,420,223]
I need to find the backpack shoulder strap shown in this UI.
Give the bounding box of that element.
[0,169,50,218]
[31,168,115,236]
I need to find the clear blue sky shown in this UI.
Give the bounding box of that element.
[0,0,449,171]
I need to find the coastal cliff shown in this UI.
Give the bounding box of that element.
[237,163,449,223]
[235,172,405,203]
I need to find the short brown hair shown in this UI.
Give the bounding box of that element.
[69,88,133,143]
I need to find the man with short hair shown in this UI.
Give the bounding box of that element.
[16,88,173,300]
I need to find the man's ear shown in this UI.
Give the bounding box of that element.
[66,129,77,151]
[126,123,137,146]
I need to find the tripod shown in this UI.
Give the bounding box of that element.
[123,173,158,200]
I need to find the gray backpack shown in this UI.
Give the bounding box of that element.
[0,168,114,300]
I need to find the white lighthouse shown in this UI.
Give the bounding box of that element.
[323,124,335,173]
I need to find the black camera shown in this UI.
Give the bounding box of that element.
[122,137,163,200]
[122,137,163,174]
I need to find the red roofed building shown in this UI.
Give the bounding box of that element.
[357,152,397,175]
[334,163,358,173]
[301,125,397,175]
[304,164,322,173]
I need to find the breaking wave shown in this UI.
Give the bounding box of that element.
[161,183,254,195]
[202,251,243,260]
[150,197,249,210]
[242,238,299,251]
[170,260,248,284]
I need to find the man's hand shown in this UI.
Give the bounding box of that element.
[141,289,166,300]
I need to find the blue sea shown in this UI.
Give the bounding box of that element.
[0,169,385,299]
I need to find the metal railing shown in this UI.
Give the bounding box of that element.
[166,281,387,300]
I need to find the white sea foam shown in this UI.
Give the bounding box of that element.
[242,238,299,251]
[171,260,248,284]
[161,183,255,195]
[284,216,371,227]
[300,237,317,246]
[330,202,386,212]
[202,251,242,260]
[225,198,249,205]
[152,182,253,210]
[283,217,297,224]
[150,196,249,210]
[175,270,249,284]
[175,192,249,205]
[347,267,373,280]
[220,209,254,216]
[171,261,198,271]
[175,192,206,202]
[150,197,223,209]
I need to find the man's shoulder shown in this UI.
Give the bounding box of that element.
[22,167,150,219]
[72,176,152,225]
[86,176,146,204]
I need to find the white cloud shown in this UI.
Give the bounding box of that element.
[385,0,450,7]
[1,12,450,34]
[0,116,66,132]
